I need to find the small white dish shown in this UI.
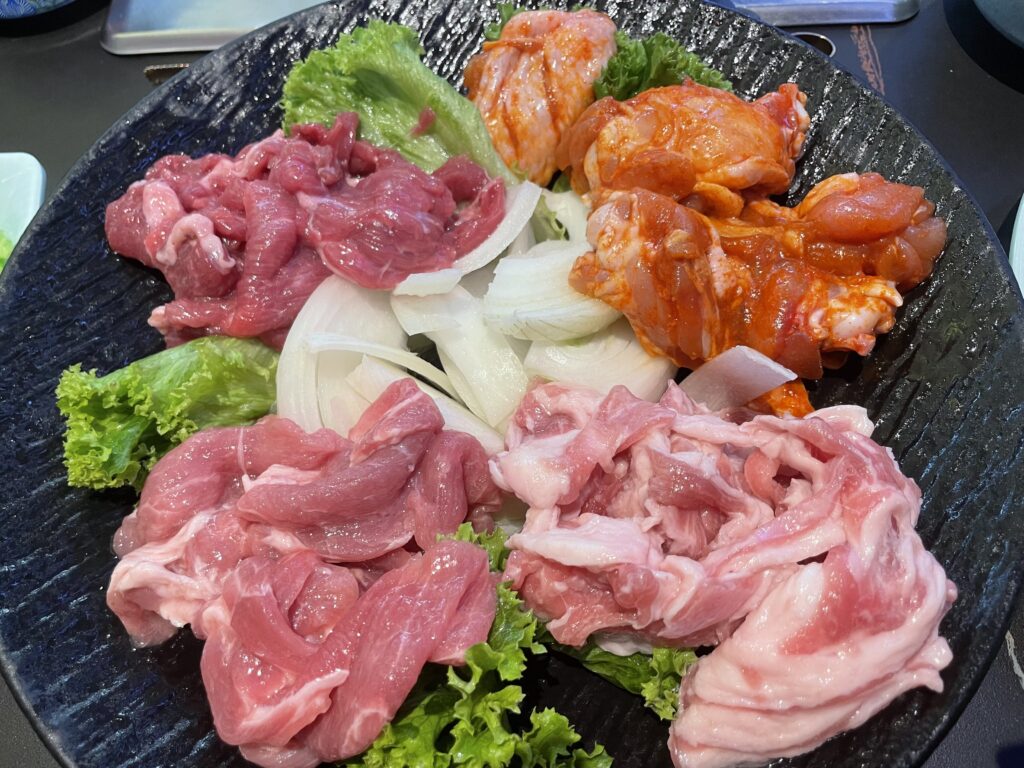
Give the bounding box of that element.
[0,152,46,251]
[1010,193,1024,288]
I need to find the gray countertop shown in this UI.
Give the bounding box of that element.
[1,0,1023,766]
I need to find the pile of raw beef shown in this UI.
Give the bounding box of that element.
[104,113,505,347]
[107,380,501,767]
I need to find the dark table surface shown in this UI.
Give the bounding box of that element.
[2,0,1023,766]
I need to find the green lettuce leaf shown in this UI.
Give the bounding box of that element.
[594,31,732,101]
[452,522,512,571]
[556,644,697,721]
[516,709,613,768]
[56,336,278,491]
[484,2,531,41]
[282,20,514,182]
[530,196,568,243]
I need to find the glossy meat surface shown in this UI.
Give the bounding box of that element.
[465,9,617,185]
[571,176,945,379]
[493,382,955,768]
[105,381,501,767]
[105,114,505,346]
[557,82,809,214]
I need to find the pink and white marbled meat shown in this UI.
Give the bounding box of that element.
[494,381,956,768]
[105,381,501,767]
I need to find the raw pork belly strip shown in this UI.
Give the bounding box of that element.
[105,380,500,768]
[494,382,956,768]
[104,113,505,346]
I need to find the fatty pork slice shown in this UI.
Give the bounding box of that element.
[493,382,676,510]
[494,382,956,767]
[107,419,345,647]
[212,539,496,768]
[670,489,956,767]
[235,379,501,560]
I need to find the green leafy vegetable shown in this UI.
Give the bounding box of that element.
[529,196,568,243]
[452,522,513,571]
[484,2,531,41]
[351,528,610,767]
[0,231,13,271]
[594,31,732,101]
[516,709,612,768]
[556,644,697,721]
[282,20,514,181]
[56,336,278,491]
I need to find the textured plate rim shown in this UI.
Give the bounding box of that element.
[1,2,1022,767]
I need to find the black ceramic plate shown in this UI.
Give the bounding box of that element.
[1,1,1023,766]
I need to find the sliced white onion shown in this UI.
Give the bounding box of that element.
[391,286,529,427]
[317,377,371,437]
[483,239,620,341]
[277,276,406,432]
[541,189,590,243]
[506,221,536,258]
[459,261,498,300]
[346,356,505,455]
[388,293,462,335]
[679,346,797,410]
[306,332,458,400]
[391,267,460,296]
[524,319,678,402]
[393,181,543,295]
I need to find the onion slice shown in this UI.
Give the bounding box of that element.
[392,286,528,427]
[393,181,542,295]
[541,189,589,243]
[679,346,797,410]
[483,239,620,341]
[524,319,677,402]
[277,276,406,432]
[306,333,459,400]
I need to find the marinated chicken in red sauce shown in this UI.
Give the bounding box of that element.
[571,176,945,383]
[556,82,809,216]
[464,9,617,185]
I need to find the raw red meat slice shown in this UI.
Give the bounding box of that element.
[114,418,344,555]
[107,381,501,657]
[104,113,507,346]
[196,551,358,750]
[302,539,494,762]
[199,539,494,768]
[236,380,500,561]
